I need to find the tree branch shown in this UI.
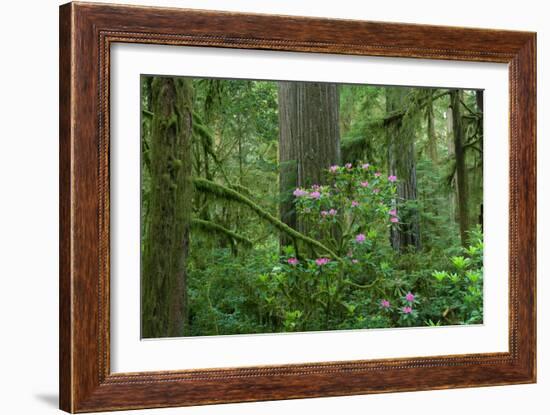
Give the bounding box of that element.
[191,218,252,247]
[459,99,480,117]
[193,178,342,260]
[383,90,449,124]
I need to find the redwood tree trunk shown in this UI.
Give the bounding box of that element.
[450,89,470,246]
[476,89,484,229]
[386,87,421,252]
[141,77,194,338]
[278,81,341,244]
[426,90,438,164]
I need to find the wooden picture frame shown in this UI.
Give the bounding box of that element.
[59,2,536,412]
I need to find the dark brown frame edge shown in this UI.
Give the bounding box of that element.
[59,1,536,412]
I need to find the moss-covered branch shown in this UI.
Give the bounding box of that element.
[228,183,254,197]
[383,90,449,124]
[193,120,214,151]
[191,218,252,247]
[191,115,234,184]
[193,178,342,260]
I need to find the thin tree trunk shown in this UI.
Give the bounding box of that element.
[476,90,484,229]
[426,90,438,164]
[476,90,484,116]
[141,77,194,338]
[141,77,153,245]
[445,105,458,223]
[386,87,421,252]
[278,81,341,246]
[450,89,469,246]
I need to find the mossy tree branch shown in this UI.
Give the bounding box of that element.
[193,178,342,261]
[383,90,449,124]
[191,218,252,247]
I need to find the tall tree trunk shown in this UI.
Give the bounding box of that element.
[475,90,484,229]
[426,90,438,164]
[445,105,458,223]
[476,90,484,116]
[278,82,341,245]
[450,89,469,246]
[141,77,194,338]
[386,87,421,252]
[141,77,153,243]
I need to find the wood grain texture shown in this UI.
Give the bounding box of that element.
[59,2,536,412]
[59,3,73,411]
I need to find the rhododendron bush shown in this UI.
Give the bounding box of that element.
[188,164,483,335]
[293,163,399,258]
[248,164,483,332]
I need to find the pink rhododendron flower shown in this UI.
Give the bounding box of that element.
[309,191,321,199]
[329,209,337,216]
[388,209,397,216]
[390,217,399,223]
[360,181,369,187]
[402,306,413,314]
[405,292,415,302]
[351,200,359,207]
[329,165,339,173]
[287,258,298,265]
[352,259,359,264]
[372,188,380,194]
[380,299,391,309]
[315,258,330,266]
[320,210,328,217]
[362,163,370,170]
[311,184,321,191]
[345,163,353,169]
[374,172,382,177]
[388,175,397,182]
[356,233,366,243]
[293,188,308,197]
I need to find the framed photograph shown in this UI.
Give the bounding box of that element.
[59,2,536,412]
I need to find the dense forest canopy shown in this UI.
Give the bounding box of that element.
[140,76,484,338]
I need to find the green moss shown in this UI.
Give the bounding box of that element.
[142,77,194,339]
[193,177,341,261]
[191,219,253,247]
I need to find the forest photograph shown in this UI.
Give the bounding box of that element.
[140,75,484,339]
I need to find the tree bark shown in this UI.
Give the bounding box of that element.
[141,77,194,338]
[278,82,341,245]
[476,90,484,115]
[450,89,470,246]
[445,105,458,223]
[386,87,421,252]
[475,90,484,229]
[426,90,438,164]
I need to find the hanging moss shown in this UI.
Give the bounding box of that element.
[191,113,234,184]
[193,120,214,150]
[193,177,341,261]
